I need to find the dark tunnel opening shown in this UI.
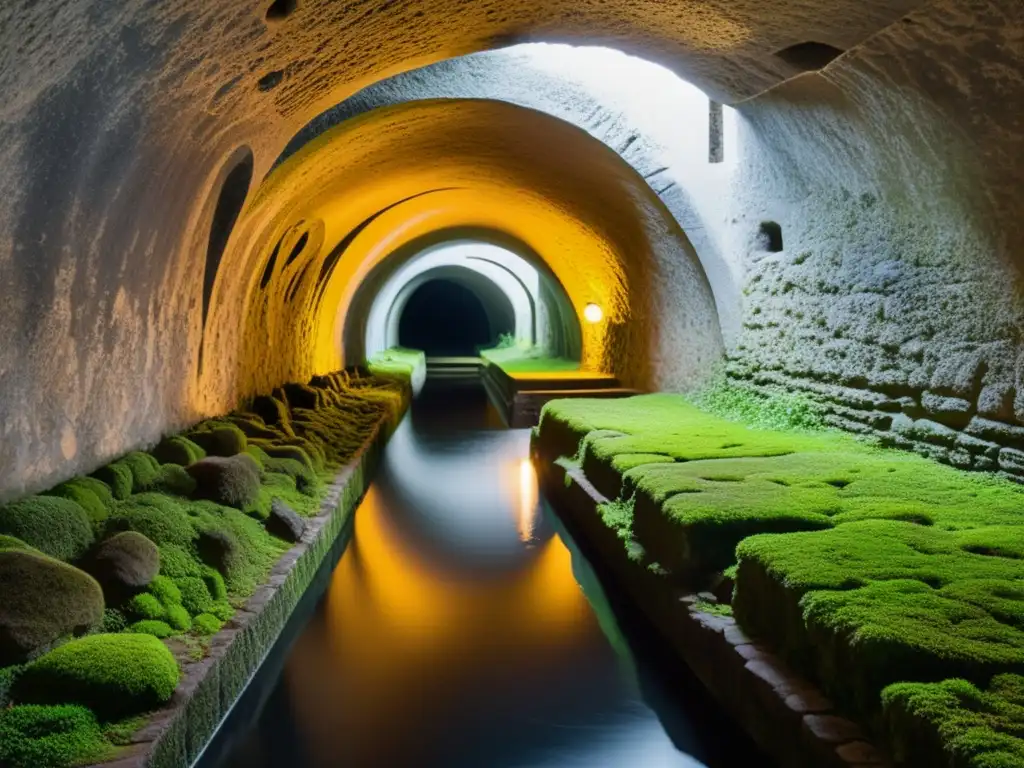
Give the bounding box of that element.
[398,278,509,356]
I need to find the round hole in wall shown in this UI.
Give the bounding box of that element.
[258,70,285,92]
[584,303,604,324]
[757,221,784,253]
[265,0,298,22]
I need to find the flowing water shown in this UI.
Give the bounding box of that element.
[206,386,765,768]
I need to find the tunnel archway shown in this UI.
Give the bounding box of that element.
[397,277,512,357]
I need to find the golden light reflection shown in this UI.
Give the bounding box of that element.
[517,458,538,543]
[283,485,594,766]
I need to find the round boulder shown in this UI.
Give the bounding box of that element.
[87,532,160,602]
[0,550,104,666]
[187,454,261,509]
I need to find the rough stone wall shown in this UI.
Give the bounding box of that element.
[728,0,1024,476]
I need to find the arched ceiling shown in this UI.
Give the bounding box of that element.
[221,99,723,411]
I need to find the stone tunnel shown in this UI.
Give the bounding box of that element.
[1,2,1024,767]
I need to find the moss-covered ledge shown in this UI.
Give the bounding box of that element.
[535,451,892,768]
[91,401,402,768]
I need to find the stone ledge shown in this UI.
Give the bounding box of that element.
[86,405,404,768]
[534,451,893,768]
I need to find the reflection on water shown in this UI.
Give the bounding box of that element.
[215,387,759,768]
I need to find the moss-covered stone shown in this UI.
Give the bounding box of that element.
[107,495,196,547]
[186,454,261,510]
[13,633,180,719]
[192,614,223,636]
[0,550,105,666]
[165,604,191,632]
[175,576,213,615]
[87,531,160,600]
[127,592,165,621]
[882,675,1024,768]
[91,462,133,500]
[188,422,247,457]
[0,704,114,768]
[250,395,294,436]
[0,496,94,562]
[265,456,318,495]
[735,520,1024,715]
[151,435,206,466]
[136,464,198,496]
[120,451,161,490]
[149,575,183,608]
[41,478,113,530]
[127,620,175,638]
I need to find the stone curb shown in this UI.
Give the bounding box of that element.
[87,404,405,768]
[534,448,893,768]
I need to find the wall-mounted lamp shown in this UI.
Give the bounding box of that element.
[583,303,604,324]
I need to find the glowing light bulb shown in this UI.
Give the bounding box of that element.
[583,303,603,324]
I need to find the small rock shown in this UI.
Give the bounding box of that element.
[187,454,262,509]
[920,391,973,429]
[87,531,160,602]
[802,714,863,744]
[266,499,306,543]
[196,527,242,578]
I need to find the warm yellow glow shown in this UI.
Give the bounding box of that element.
[283,486,593,765]
[517,458,538,542]
[583,302,604,324]
[209,98,717,400]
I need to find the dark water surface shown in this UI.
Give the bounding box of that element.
[206,386,766,768]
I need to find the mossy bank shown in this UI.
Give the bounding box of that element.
[0,367,410,768]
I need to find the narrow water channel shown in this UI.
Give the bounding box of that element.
[207,385,766,768]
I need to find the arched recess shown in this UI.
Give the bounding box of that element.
[349,236,582,368]
[220,98,723,400]
[395,273,513,356]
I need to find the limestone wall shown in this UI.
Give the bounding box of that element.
[728,0,1024,475]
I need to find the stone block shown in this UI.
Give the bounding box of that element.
[998,447,1024,474]
[979,383,1015,421]
[920,391,973,428]
[802,714,863,744]
[965,417,1024,449]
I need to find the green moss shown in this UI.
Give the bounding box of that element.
[151,435,206,466]
[127,620,174,638]
[127,593,165,621]
[175,576,213,615]
[13,633,180,719]
[244,443,270,469]
[882,675,1024,768]
[735,520,1024,715]
[692,379,825,432]
[0,550,105,666]
[189,500,288,595]
[0,496,95,562]
[481,346,581,373]
[91,462,133,501]
[165,604,191,632]
[208,600,234,621]
[265,456,319,495]
[120,452,161,490]
[136,464,197,496]
[42,479,112,530]
[256,443,315,472]
[202,568,227,601]
[107,494,196,547]
[99,609,126,634]
[149,575,182,608]
[0,535,36,553]
[192,614,223,636]
[187,454,262,510]
[366,346,425,382]
[188,422,247,457]
[157,544,202,579]
[0,704,114,768]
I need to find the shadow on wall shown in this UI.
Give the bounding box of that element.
[398,278,510,357]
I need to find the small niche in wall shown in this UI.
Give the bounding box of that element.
[265,0,298,23]
[285,230,309,266]
[709,100,724,164]
[202,148,254,330]
[774,41,845,72]
[757,221,784,253]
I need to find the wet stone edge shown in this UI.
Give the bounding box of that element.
[533,449,892,768]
